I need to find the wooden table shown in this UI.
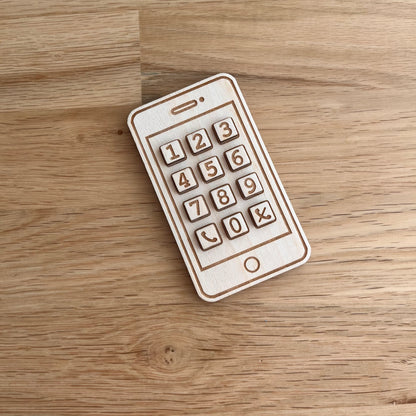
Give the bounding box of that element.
[1,2,415,415]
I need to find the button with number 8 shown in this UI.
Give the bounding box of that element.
[186,128,212,154]
[210,184,237,211]
[237,172,263,199]
[172,167,198,194]
[213,117,239,143]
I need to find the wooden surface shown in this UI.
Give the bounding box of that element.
[1,1,415,415]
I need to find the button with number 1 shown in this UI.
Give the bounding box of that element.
[160,139,186,166]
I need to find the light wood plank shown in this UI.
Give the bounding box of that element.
[0,11,141,111]
[1,1,416,415]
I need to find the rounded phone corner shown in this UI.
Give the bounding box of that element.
[216,72,238,86]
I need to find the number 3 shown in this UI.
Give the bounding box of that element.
[219,121,232,138]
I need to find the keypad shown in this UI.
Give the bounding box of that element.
[162,117,277,251]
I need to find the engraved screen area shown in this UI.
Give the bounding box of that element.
[147,101,290,271]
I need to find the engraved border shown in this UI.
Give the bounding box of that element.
[129,75,308,299]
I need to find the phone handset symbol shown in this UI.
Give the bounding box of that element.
[254,207,272,223]
[201,231,218,243]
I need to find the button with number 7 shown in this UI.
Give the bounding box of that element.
[183,195,210,222]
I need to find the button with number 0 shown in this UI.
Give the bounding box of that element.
[224,145,251,171]
[160,139,186,166]
[222,212,249,240]
[237,172,263,199]
[213,117,239,143]
[186,128,212,154]
[172,167,198,194]
[198,156,224,183]
[183,195,210,222]
[210,184,237,211]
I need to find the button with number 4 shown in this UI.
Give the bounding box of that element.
[213,117,239,143]
[160,139,186,166]
[195,223,222,251]
[210,184,237,211]
[186,128,212,155]
[225,145,251,171]
[183,195,210,222]
[198,156,224,183]
[222,212,249,240]
[172,167,198,194]
[237,172,263,199]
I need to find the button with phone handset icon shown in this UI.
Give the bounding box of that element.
[195,223,222,250]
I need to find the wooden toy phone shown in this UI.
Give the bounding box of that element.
[127,73,310,301]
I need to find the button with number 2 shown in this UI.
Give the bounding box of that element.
[186,128,212,154]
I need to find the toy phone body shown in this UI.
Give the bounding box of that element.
[128,74,310,301]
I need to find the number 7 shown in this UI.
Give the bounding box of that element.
[189,198,200,215]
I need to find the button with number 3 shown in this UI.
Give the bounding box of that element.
[183,195,210,222]
[172,167,198,194]
[213,117,239,143]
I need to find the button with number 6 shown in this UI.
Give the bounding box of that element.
[224,145,251,171]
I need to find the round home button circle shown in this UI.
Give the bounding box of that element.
[244,256,260,273]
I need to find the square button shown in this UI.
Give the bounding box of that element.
[237,172,263,199]
[213,117,239,143]
[224,145,251,171]
[160,140,186,166]
[183,195,210,222]
[222,212,249,240]
[198,156,225,183]
[186,128,212,154]
[171,167,198,194]
[249,201,276,228]
[195,223,222,251]
[210,184,237,211]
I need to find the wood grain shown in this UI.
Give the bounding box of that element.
[1,1,416,415]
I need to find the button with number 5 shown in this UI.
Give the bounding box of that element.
[198,156,224,183]
[213,117,239,143]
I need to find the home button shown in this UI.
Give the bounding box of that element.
[244,256,260,273]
